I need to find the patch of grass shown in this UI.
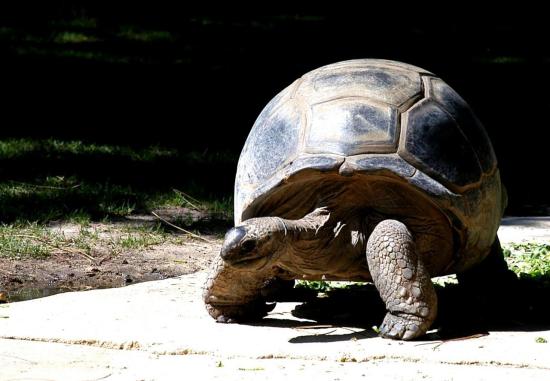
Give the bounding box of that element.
[14,46,134,64]
[0,180,142,222]
[118,26,174,42]
[0,139,178,161]
[475,56,527,64]
[0,223,54,259]
[115,224,167,250]
[145,190,187,211]
[168,189,233,220]
[50,17,98,29]
[53,31,98,44]
[0,138,236,225]
[0,221,193,260]
[503,242,550,282]
[295,280,332,293]
[204,196,233,217]
[295,280,366,293]
[0,138,234,256]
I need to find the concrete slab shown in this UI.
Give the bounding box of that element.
[499,216,550,244]
[2,338,550,381]
[1,271,549,380]
[1,217,549,380]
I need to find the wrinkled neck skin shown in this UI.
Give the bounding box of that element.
[237,207,333,261]
[245,207,332,242]
[237,207,373,277]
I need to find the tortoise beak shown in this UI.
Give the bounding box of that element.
[220,226,247,260]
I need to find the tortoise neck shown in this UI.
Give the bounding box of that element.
[265,207,331,239]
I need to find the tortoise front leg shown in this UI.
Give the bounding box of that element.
[366,219,437,340]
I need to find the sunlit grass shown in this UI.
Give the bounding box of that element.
[0,221,193,260]
[0,138,235,224]
[0,139,178,161]
[504,242,550,282]
[53,31,98,44]
[116,224,168,251]
[0,223,54,259]
[0,137,233,259]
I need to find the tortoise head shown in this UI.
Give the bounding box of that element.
[220,218,282,268]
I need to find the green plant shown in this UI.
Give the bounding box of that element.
[295,280,332,293]
[0,223,53,259]
[54,31,97,44]
[503,243,550,282]
[295,280,366,293]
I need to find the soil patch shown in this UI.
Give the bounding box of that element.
[0,217,222,302]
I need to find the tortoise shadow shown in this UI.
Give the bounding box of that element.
[261,278,550,343]
[288,329,377,344]
[434,277,550,338]
[251,316,377,344]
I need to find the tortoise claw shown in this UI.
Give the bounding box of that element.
[379,313,424,340]
[216,315,236,324]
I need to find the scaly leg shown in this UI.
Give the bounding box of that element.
[366,219,437,340]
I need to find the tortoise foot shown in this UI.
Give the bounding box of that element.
[216,315,235,324]
[206,301,276,323]
[379,312,429,340]
[367,219,437,341]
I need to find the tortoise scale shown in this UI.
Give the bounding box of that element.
[203,59,510,340]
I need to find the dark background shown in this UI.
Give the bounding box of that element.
[1,4,548,215]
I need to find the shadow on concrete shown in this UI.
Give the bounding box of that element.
[288,329,377,344]
[435,278,550,339]
[264,278,550,342]
[251,318,320,329]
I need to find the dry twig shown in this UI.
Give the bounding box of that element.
[151,211,214,244]
[172,188,203,211]
[9,180,81,191]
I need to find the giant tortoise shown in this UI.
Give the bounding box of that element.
[203,59,511,340]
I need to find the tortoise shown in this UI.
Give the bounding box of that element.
[203,59,511,340]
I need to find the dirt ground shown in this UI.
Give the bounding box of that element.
[0,219,222,302]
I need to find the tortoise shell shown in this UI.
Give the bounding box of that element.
[234,59,505,273]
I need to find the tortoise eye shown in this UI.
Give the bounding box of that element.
[241,240,257,253]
